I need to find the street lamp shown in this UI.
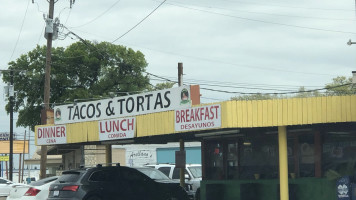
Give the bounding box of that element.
[347,39,356,46]
[1,69,26,181]
[0,69,14,181]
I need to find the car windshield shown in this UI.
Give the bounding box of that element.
[188,166,202,178]
[30,176,58,186]
[136,168,170,180]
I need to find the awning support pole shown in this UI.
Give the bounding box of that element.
[278,126,289,200]
[105,145,112,166]
[179,139,185,187]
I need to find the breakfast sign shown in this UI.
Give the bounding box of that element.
[175,104,221,131]
[54,86,191,125]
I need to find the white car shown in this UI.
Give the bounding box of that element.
[6,176,58,200]
[0,177,24,197]
[146,164,202,200]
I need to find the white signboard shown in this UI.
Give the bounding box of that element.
[99,117,136,141]
[36,125,67,145]
[126,149,155,167]
[175,104,221,131]
[54,86,191,125]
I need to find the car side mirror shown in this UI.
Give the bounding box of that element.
[184,174,190,180]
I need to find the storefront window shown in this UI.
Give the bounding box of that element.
[205,141,224,180]
[238,133,279,180]
[323,131,356,178]
[227,142,239,179]
[203,125,356,181]
[204,131,279,180]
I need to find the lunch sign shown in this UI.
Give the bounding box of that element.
[54,86,192,125]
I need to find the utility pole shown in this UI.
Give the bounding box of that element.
[9,70,13,181]
[40,0,54,179]
[178,62,185,188]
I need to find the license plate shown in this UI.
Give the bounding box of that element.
[53,190,59,196]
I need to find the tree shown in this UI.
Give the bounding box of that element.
[294,86,322,98]
[149,82,175,91]
[231,93,281,101]
[230,76,356,101]
[324,76,356,96]
[2,41,150,130]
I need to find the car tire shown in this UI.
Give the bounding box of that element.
[167,189,189,200]
[195,188,200,200]
[86,196,102,200]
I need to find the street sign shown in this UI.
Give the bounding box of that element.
[0,156,9,161]
[0,133,9,141]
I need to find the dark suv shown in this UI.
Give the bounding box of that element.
[47,164,189,200]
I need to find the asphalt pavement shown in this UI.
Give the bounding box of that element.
[0,197,6,200]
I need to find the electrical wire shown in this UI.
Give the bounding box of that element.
[146,71,353,95]
[55,0,166,59]
[220,0,354,12]
[57,7,70,21]
[64,6,72,25]
[165,2,356,35]
[56,4,340,77]
[58,28,337,77]
[9,0,31,61]
[111,0,167,43]
[167,0,356,22]
[37,23,46,45]
[139,45,335,76]
[69,0,122,28]
[201,97,226,101]
[32,0,46,15]
[149,78,297,92]
[149,75,324,89]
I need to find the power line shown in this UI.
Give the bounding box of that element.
[165,2,356,35]
[64,6,72,25]
[137,44,335,76]
[200,83,353,95]
[69,0,122,28]
[32,0,46,15]
[60,28,337,77]
[37,23,45,46]
[9,0,31,61]
[149,75,324,88]
[220,0,354,12]
[201,96,226,101]
[111,0,167,43]
[146,71,352,95]
[168,0,356,22]
[150,78,297,92]
[56,0,166,59]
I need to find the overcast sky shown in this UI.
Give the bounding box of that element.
[1,0,356,156]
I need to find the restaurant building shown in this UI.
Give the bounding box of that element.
[35,85,356,200]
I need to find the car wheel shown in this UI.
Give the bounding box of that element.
[167,190,189,200]
[195,188,200,200]
[86,196,102,200]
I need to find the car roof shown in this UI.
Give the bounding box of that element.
[146,164,201,167]
[62,165,134,174]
